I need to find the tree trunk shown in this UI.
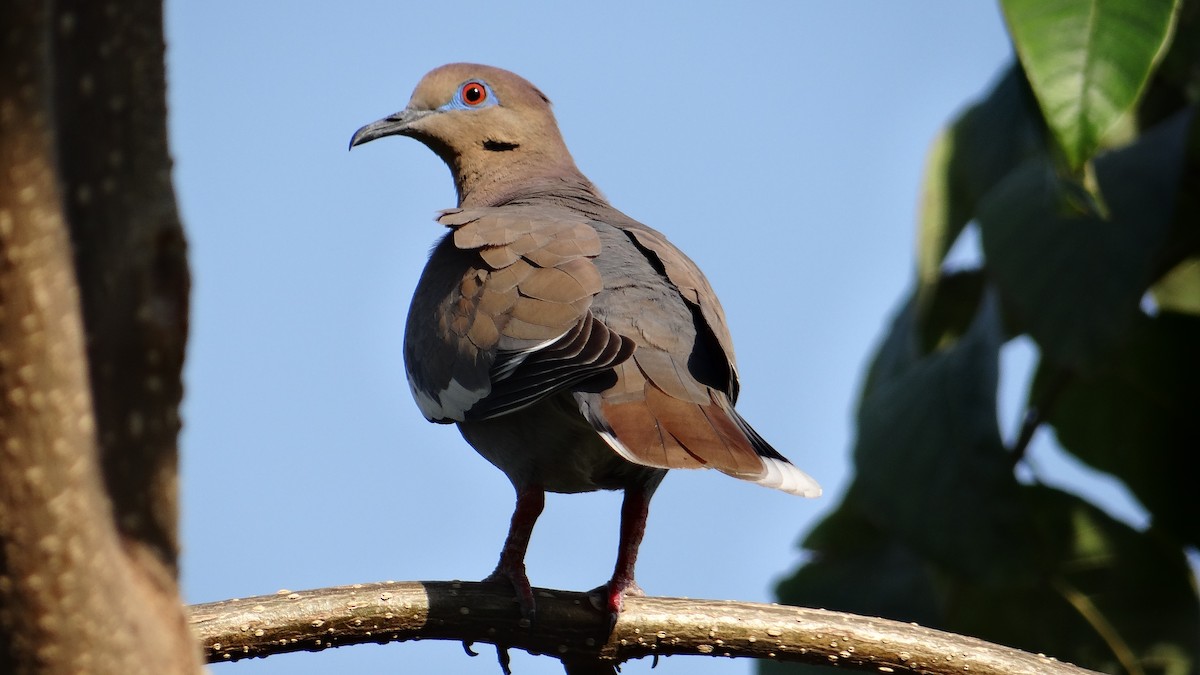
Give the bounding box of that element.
[0,0,199,672]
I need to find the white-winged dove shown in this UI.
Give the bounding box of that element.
[350,63,820,624]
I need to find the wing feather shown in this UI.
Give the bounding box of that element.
[404,207,632,423]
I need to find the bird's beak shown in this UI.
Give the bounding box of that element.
[348,108,433,150]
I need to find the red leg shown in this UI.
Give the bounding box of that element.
[484,485,544,620]
[601,486,653,627]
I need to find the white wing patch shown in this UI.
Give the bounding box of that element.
[408,331,572,422]
[408,373,488,423]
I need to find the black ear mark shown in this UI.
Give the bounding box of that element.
[483,139,519,152]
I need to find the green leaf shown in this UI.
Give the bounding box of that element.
[1153,256,1200,314]
[772,484,1200,674]
[1001,0,1179,170]
[916,126,959,298]
[915,66,1044,316]
[1151,111,1200,314]
[777,491,941,625]
[919,269,988,352]
[854,290,1032,583]
[1033,311,1200,547]
[1148,0,1200,113]
[857,295,920,408]
[979,109,1190,370]
[948,486,1200,675]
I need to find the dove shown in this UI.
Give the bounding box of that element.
[350,63,819,625]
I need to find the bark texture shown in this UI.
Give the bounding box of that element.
[0,1,199,672]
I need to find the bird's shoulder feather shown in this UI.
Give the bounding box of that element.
[403,206,631,423]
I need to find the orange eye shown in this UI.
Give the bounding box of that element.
[461,82,487,106]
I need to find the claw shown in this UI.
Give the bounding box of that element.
[496,645,512,675]
[590,579,644,632]
[484,564,536,621]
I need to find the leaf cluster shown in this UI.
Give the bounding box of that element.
[772,1,1200,673]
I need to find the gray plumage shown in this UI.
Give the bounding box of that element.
[350,63,819,622]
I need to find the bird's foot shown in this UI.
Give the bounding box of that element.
[484,564,536,622]
[589,578,644,633]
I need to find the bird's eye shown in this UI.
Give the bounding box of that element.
[461,82,488,106]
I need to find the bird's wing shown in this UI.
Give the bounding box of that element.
[621,224,740,400]
[404,207,633,423]
[580,223,821,497]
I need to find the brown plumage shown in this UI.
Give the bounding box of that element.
[350,63,819,624]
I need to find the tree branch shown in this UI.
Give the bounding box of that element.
[189,581,1098,675]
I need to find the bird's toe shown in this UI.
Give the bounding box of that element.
[588,578,643,633]
[484,565,536,622]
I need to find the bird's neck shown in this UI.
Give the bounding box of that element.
[450,149,601,208]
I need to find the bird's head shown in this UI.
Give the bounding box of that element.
[350,63,581,205]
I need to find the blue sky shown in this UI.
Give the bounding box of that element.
[166,3,1147,673]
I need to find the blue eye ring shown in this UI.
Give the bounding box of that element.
[440,80,499,111]
[460,81,487,106]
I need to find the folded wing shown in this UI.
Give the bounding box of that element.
[584,224,821,498]
[404,207,633,423]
